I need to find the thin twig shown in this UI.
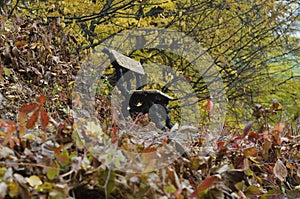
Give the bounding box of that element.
[0,161,60,170]
[8,0,20,19]
[128,112,143,131]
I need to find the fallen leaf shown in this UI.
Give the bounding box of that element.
[55,153,70,166]
[26,175,42,187]
[0,182,8,198]
[47,168,60,180]
[243,147,257,157]
[243,121,253,136]
[273,123,285,133]
[0,145,15,158]
[7,181,20,198]
[244,185,262,197]
[273,159,287,182]
[197,175,218,192]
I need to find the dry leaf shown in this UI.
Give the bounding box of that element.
[243,147,257,157]
[273,159,287,182]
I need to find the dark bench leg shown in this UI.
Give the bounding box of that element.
[165,115,173,129]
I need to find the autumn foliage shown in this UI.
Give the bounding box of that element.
[0,1,300,199]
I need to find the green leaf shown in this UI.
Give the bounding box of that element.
[163,184,176,194]
[98,168,115,197]
[37,182,53,193]
[47,168,60,180]
[244,185,262,197]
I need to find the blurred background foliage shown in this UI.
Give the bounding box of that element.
[1,0,299,128]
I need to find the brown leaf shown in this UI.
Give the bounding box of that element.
[19,103,38,113]
[247,131,260,142]
[273,159,287,182]
[273,123,285,133]
[40,107,49,130]
[72,94,82,108]
[18,112,27,125]
[111,127,118,144]
[273,131,282,145]
[26,110,39,129]
[262,139,272,159]
[13,174,31,199]
[243,121,253,136]
[270,100,280,111]
[55,153,70,166]
[15,40,26,47]
[243,147,257,157]
[222,169,245,183]
[143,147,157,153]
[286,162,294,175]
[18,125,26,138]
[9,137,20,149]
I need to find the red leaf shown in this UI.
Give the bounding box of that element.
[190,191,198,199]
[19,103,38,113]
[197,175,218,192]
[205,99,214,116]
[247,131,260,142]
[26,110,39,129]
[111,126,118,144]
[190,176,218,199]
[38,94,46,105]
[40,107,50,130]
[54,145,63,155]
[216,140,225,151]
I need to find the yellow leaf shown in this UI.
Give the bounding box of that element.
[22,133,36,140]
[26,175,42,187]
[3,67,10,77]
[163,184,176,194]
[7,182,19,198]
